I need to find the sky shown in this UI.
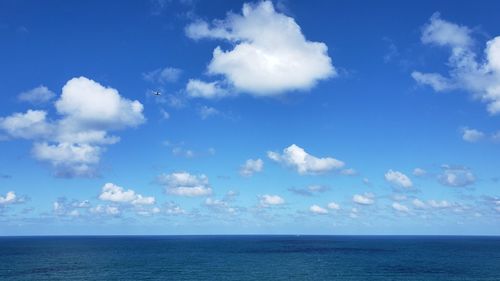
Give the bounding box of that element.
[0,0,499,235]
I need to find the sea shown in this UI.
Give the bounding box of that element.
[0,235,499,280]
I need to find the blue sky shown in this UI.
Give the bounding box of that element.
[0,0,499,235]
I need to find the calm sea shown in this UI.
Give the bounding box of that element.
[0,235,499,280]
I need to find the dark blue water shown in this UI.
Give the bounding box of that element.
[0,236,499,280]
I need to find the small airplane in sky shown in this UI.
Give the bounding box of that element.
[153,91,161,96]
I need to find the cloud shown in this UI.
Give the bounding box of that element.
[268,144,344,175]
[384,169,413,188]
[413,168,427,177]
[412,198,427,209]
[461,127,485,142]
[185,1,334,97]
[99,183,155,206]
[0,77,145,177]
[0,110,53,139]
[90,204,121,216]
[240,158,263,177]
[412,13,500,115]
[56,77,145,129]
[205,197,237,214]
[32,142,101,177]
[309,204,328,214]
[353,193,375,205]
[18,85,56,104]
[198,105,220,120]
[327,201,341,210]
[0,191,22,206]
[157,172,213,197]
[186,79,228,98]
[143,67,182,84]
[392,202,410,213]
[428,199,452,208]
[438,166,475,187]
[259,194,285,206]
[288,185,330,196]
[163,201,187,215]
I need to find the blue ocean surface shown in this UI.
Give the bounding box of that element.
[0,235,499,280]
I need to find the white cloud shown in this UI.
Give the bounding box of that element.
[288,185,330,196]
[0,77,145,177]
[164,201,187,215]
[428,199,451,208]
[309,204,328,214]
[411,72,455,91]
[0,191,20,205]
[353,193,375,205]
[18,85,56,104]
[90,204,121,216]
[157,172,213,197]
[413,13,500,115]
[412,198,427,209]
[0,110,53,139]
[205,198,237,214]
[143,67,182,84]
[198,105,220,120]
[268,144,344,175]
[392,202,410,213]
[99,183,155,206]
[462,127,485,142]
[420,13,472,48]
[56,77,145,129]
[438,166,475,187]
[32,142,101,177]
[259,194,285,206]
[413,168,427,177]
[327,201,341,210]
[384,169,413,188]
[240,158,263,177]
[185,1,334,97]
[340,168,357,176]
[186,79,228,98]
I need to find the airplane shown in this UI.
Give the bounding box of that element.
[153,91,161,96]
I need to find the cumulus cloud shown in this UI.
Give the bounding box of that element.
[198,105,220,120]
[18,85,56,104]
[157,172,213,197]
[392,202,410,213]
[288,185,330,196]
[90,204,121,216]
[309,204,328,214]
[0,110,53,139]
[240,158,263,177]
[428,199,452,208]
[268,144,344,175]
[163,201,187,215]
[353,193,375,205]
[259,194,285,206]
[205,197,237,214]
[0,77,145,177]
[461,127,485,142]
[385,169,413,188]
[438,166,475,187]
[186,79,228,98]
[143,67,182,84]
[412,13,500,115]
[185,1,335,97]
[327,201,341,210]
[0,191,22,205]
[413,168,427,177]
[99,183,155,206]
[412,198,427,209]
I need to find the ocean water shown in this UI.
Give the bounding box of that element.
[0,236,499,280]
